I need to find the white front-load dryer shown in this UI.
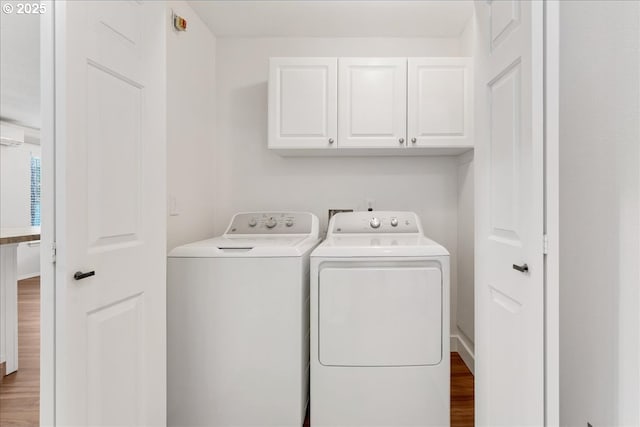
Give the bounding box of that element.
[310,211,450,427]
[167,212,319,427]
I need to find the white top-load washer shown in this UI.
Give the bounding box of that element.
[310,211,450,427]
[168,212,319,427]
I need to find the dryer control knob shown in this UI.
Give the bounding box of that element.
[265,217,277,229]
[390,218,399,227]
[285,219,294,227]
[370,218,381,229]
[248,218,257,227]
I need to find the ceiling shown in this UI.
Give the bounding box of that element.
[188,0,474,38]
[0,10,40,130]
[0,1,473,133]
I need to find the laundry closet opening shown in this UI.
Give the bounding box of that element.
[167,1,544,426]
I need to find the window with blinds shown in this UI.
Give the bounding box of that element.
[30,156,41,226]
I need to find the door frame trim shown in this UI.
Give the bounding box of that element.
[36,1,563,426]
[40,0,56,425]
[543,1,560,426]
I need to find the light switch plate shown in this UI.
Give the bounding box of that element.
[169,195,180,216]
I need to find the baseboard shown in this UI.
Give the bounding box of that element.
[450,334,475,375]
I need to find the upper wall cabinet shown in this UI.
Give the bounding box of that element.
[407,58,473,148]
[268,58,337,149]
[268,57,473,156]
[338,58,407,148]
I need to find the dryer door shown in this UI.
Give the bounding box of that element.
[318,265,442,367]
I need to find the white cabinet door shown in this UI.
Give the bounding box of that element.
[338,58,407,148]
[268,58,337,149]
[408,58,473,148]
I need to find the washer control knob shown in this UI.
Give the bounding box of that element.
[390,218,399,227]
[265,217,277,229]
[285,219,294,227]
[370,217,381,229]
[248,218,257,227]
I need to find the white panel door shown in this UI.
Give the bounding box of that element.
[407,57,473,148]
[53,1,166,425]
[338,58,407,148]
[475,1,544,425]
[268,57,337,149]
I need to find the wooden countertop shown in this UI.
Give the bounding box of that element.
[0,227,41,245]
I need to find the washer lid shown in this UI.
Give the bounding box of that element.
[311,235,449,258]
[169,235,319,258]
[169,211,320,258]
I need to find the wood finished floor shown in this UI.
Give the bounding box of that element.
[0,277,474,427]
[0,277,40,427]
[303,352,474,426]
[450,352,475,426]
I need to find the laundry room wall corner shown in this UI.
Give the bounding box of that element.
[166,1,217,251]
[456,150,475,372]
[452,14,476,373]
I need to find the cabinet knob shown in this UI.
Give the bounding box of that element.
[399,138,405,144]
[328,138,334,144]
[411,137,417,143]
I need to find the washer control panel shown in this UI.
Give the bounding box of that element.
[331,211,421,234]
[226,212,313,235]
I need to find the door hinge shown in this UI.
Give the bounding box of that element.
[543,234,549,255]
[51,242,57,263]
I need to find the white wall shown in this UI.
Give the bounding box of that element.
[215,36,464,336]
[456,151,474,352]
[0,144,34,227]
[0,142,41,279]
[0,1,41,280]
[166,2,217,251]
[560,2,640,426]
[456,16,476,359]
[0,8,40,128]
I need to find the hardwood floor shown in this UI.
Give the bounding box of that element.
[451,352,475,427]
[0,277,40,427]
[0,278,474,427]
[303,352,474,426]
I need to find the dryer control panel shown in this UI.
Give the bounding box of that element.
[330,211,421,234]
[226,212,315,235]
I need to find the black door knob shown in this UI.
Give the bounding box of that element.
[512,263,529,273]
[74,271,95,280]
